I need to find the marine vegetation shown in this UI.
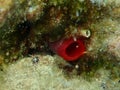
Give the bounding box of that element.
[0,0,120,77]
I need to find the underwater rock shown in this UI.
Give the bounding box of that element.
[0,0,120,90]
[0,0,120,67]
[0,0,13,27]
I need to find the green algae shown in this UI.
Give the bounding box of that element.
[0,0,120,82]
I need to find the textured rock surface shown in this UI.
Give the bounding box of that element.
[0,0,119,61]
[0,0,120,90]
[0,55,120,90]
[0,0,13,27]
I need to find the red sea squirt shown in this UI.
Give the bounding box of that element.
[49,37,86,61]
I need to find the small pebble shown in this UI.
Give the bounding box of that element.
[32,56,39,64]
[101,82,107,89]
[75,64,79,69]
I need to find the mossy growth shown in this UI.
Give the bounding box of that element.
[0,0,112,70]
[55,53,120,81]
